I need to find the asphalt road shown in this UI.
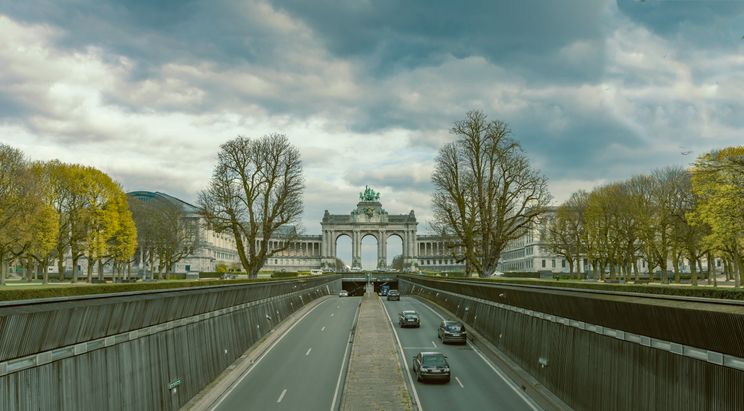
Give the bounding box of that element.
[382,296,540,411]
[212,296,361,411]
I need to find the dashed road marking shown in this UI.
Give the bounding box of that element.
[321,326,326,332]
[432,341,437,348]
[330,313,335,317]
[455,376,464,388]
[277,388,287,403]
[305,348,312,356]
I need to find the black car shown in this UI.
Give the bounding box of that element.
[412,352,450,383]
[398,310,420,328]
[387,289,400,301]
[437,320,467,344]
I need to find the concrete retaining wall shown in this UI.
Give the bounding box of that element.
[0,277,341,410]
[399,278,744,411]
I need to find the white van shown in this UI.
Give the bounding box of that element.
[310,269,323,275]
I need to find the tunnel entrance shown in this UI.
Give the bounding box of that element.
[340,273,398,296]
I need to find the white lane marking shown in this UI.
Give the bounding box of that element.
[381,298,423,411]
[431,341,437,348]
[330,313,335,317]
[305,348,312,356]
[209,299,330,411]
[415,299,540,411]
[321,326,326,332]
[455,376,464,388]
[277,388,287,403]
[330,303,361,411]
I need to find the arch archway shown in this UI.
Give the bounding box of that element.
[386,234,403,269]
[334,233,352,271]
[361,233,379,270]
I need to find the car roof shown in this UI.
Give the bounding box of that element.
[401,310,418,315]
[443,320,462,324]
[419,351,445,356]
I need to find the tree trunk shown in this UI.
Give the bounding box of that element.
[690,255,698,286]
[57,252,65,281]
[87,256,94,283]
[71,254,79,283]
[43,258,49,285]
[98,260,105,281]
[672,253,680,284]
[734,250,742,289]
[0,253,6,286]
[633,259,639,282]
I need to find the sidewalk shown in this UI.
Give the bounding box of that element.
[341,286,413,411]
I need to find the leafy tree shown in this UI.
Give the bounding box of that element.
[691,146,744,287]
[431,111,551,277]
[199,134,304,278]
[81,168,124,282]
[0,145,32,285]
[18,162,59,284]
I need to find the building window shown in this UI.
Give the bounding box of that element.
[552,259,556,268]
[542,259,546,268]
[561,260,566,268]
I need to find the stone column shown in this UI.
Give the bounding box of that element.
[378,231,387,269]
[355,230,364,269]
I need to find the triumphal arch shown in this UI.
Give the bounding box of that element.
[320,186,418,270]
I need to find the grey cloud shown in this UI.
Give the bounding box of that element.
[274,0,609,80]
[345,165,433,194]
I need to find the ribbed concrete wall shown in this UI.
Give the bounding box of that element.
[400,278,744,411]
[0,277,340,411]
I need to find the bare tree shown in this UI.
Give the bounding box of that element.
[547,191,589,278]
[129,195,196,279]
[199,134,304,278]
[431,111,551,277]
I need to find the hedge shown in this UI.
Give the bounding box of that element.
[0,277,288,302]
[270,271,300,279]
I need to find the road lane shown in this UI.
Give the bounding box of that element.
[213,296,360,411]
[382,296,538,411]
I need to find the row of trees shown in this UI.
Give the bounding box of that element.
[0,144,137,284]
[547,147,744,286]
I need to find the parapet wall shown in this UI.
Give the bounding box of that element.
[399,276,744,411]
[0,276,340,411]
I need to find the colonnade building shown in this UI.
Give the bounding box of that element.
[126,189,476,274]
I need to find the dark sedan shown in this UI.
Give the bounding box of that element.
[437,320,467,344]
[412,352,450,383]
[387,289,400,301]
[398,310,420,328]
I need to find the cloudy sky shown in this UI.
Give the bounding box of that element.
[2,0,743,253]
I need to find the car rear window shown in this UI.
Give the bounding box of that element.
[445,323,462,332]
[422,355,447,367]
